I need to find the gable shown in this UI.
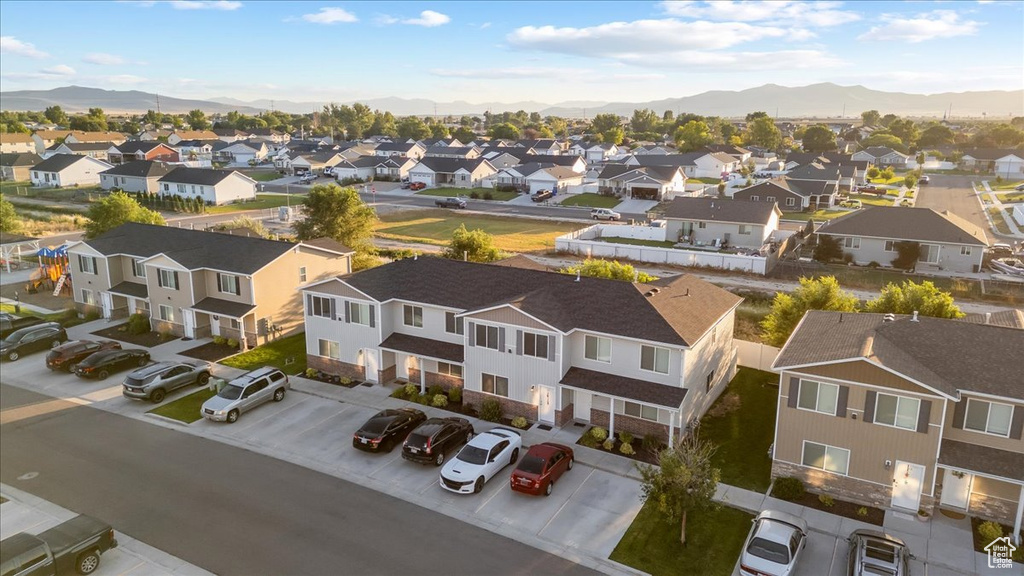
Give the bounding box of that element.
[140,253,190,271]
[462,304,557,332]
[306,279,375,301]
[792,360,940,397]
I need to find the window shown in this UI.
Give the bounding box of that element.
[523,332,549,358]
[437,362,463,378]
[786,197,796,206]
[697,221,707,229]
[299,266,307,283]
[738,225,751,235]
[797,380,839,415]
[219,274,240,295]
[191,185,197,194]
[964,399,1013,437]
[475,324,500,349]
[132,259,146,278]
[318,339,340,360]
[309,296,333,318]
[176,183,186,193]
[624,401,659,421]
[349,302,371,326]
[163,183,169,191]
[874,393,921,431]
[640,345,669,374]
[706,370,715,392]
[78,255,96,274]
[801,441,850,475]
[229,318,239,329]
[445,311,464,335]
[81,288,95,306]
[158,269,179,290]
[481,373,509,397]
[884,240,896,252]
[960,246,972,256]
[750,195,760,201]
[842,237,861,249]
[158,304,174,322]
[766,196,776,203]
[403,304,423,328]
[584,335,611,362]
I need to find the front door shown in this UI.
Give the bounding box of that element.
[210,318,221,337]
[182,309,196,339]
[363,348,379,384]
[100,292,112,320]
[892,461,926,512]
[940,470,973,509]
[538,385,555,424]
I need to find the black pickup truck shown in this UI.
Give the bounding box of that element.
[0,515,118,575]
[434,197,467,209]
[0,313,45,339]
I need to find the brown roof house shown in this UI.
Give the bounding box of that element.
[771,311,1024,539]
[0,132,36,154]
[301,257,743,443]
[66,223,353,349]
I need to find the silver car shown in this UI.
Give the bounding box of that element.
[123,361,211,403]
[200,367,289,423]
[591,208,621,221]
[740,510,808,576]
[847,530,912,575]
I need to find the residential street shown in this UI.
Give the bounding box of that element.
[0,383,598,576]
[914,173,1009,240]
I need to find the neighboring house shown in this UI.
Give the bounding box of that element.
[632,145,672,156]
[626,153,704,178]
[29,154,112,188]
[290,150,344,176]
[0,152,42,181]
[157,167,257,205]
[597,164,687,200]
[423,145,481,159]
[31,130,72,154]
[99,160,173,193]
[213,128,250,142]
[516,139,564,155]
[171,140,214,165]
[374,142,426,159]
[569,141,618,163]
[0,132,36,154]
[419,137,464,148]
[960,309,1024,330]
[851,146,909,168]
[62,131,126,146]
[771,311,1024,539]
[65,223,353,348]
[815,207,989,273]
[695,152,742,179]
[407,157,497,188]
[662,197,781,250]
[480,150,522,170]
[703,144,752,164]
[521,153,587,174]
[523,166,584,194]
[44,141,113,160]
[108,142,179,165]
[332,156,381,181]
[301,257,742,442]
[213,140,269,165]
[375,156,416,181]
[167,130,220,145]
[959,149,1024,177]
[786,162,860,191]
[248,128,290,145]
[137,129,171,141]
[733,178,838,211]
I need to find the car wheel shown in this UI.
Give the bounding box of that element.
[567,458,574,470]
[545,481,553,496]
[383,439,394,453]
[273,388,285,402]
[434,451,445,466]
[198,372,210,386]
[137,357,147,366]
[227,409,239,424]
[473,477,484,494]
[50,340,61,348]
[65,363,76,373]
[75,550,100,574]
[509,448,519,466]
[97,370,109,381]
[150,389,166,404]
[7,351,18,362]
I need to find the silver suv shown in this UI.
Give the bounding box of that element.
[201,366,289,423]
[123,361,211,404]
[846,530,912,576]
[591,208,621,221]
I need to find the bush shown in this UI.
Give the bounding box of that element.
[432,394,448,408]
[511,416,529,429]
[125,313,150,335]
[589,426,608,442]
[482,191,493,200]
[304,368,317,378]
[602,438,615,451]
[620,443,635,455]
[618,432,634,445]
[84,310,101,322]
[642,433,661,452]
[339,377,353,386]
[978,520,1003,543]
[469,191,480,199]
[212,335,226,345]
[480,398,502,422]
[448,386,462,403]
[867,261,880,268]
[580,434,598,448]
[857,507,869,517]
[772,477,806,501]
[403,383,418,398]
[428,384,444,398]
[818,494,835,507]
[159,329,174,341]
[226,338,238,349]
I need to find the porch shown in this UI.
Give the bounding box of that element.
[379,332,464,394]
[187,297,257,350]
[937,439,1024,544]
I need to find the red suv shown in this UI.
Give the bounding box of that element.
[409,182,426,191]
[46,340,121,372]
[510,442,574,496]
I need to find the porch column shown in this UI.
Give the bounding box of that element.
[239,314,249,351]
[668,412,675,449]
[1015,484,1024,546]
[419,356,426,395]
[608,397,615,438]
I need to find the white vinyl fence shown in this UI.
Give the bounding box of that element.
[735,339,781,371]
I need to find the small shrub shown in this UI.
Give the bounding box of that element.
[602,438,615,451]
[447,386,462,403]
[462,402,474,415]
[480,398,503,422]
[226,338,239,349]
[432,394,448,408]
[772,477,806,501]
[511,416,529,429]
[482,191,493,200]
[818,494,835,508]
[304,368,317,378]
[428,384,444,398]
[618,432,634,446]
[212,335,226,345]
[125,313,150,335]
[469,191,480,199]
[978,520,1003,543]
[620,443,635,455]
[403,383,418,398]
[857,507,869,517]
[339,377,353,386]
[642,433,661,452]
[867,261,880,268]
[159,329,174,341]
[589,426,608,442]
[580,434,599,448]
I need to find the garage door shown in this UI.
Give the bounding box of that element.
[631,187,660,200]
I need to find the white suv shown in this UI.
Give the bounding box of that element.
[591,208,621,221]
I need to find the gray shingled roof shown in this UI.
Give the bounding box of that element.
[960,309,1024,329]
[0,153,42,167]
[561,367,688,408]
[158,167,241,186]
[31,153,97,173]
[818,206,988,246]
[663,197,778,225]
[113,141,165,154]
[379,333,463,363]
[939,440,1024,482]
[412,157,492,174]
[101,160,172,178]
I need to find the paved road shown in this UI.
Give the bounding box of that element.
[0,383,596,576]
[915,174,1009,241]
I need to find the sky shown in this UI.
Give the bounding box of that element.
[0,0,1022,106]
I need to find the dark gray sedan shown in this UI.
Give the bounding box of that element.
[123,361,211,403]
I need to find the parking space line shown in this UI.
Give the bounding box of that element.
[538,466,596,536]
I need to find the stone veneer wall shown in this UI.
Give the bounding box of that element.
[306,355,365,380]
[967,492,1020,526]
[590,409,670,442]
[378,364,396,385]
[463,390,537,421]
[772,460,938,513]
[407,368,464,391]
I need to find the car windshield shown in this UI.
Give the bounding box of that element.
[517,455,546,475]
[747,536,790,564]
[361,418,389,435]
[456,445,489,465]
[217,385,244,400]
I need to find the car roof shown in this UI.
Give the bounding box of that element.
[526,443,569,459]
[231,366,281,384]
[754,510,807,542]
[131,361,179,376]
[7,322,60,337]
[468,428,519,449]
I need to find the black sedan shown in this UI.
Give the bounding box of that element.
[353,408,427,452]
[1,322,67,362]
[402,417,475,466]
[74,348,150,380]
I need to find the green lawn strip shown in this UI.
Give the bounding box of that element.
[218,332,307,374]
[247,172,283,182]
[147,388,215,423]
[988,207,1012,235]
[691,177,722,185]
[415,187,519,201]
[700,368,778,492]
[848,194,893,207]
[867,177,903,185]
[610,501,753,576]
[601,236,677,248]
[995,192,1024,203]
[559,193,620,208]
[781,210,849,222]
[992,181,1024,191]
[375,209,582,253]
[205,194,298,214]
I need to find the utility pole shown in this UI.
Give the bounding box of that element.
[156,93,161,115]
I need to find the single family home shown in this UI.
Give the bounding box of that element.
[157,167,257,205]
[0,132,36,154]
[851,146,909,168]
[107,142,179,165]
[662,197,781,250]
[99,160,173,193]
[30,154,112,188]
[0,152,42,181]
[732,178,839,212]
[407,157,497,189]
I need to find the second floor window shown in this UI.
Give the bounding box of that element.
[218,273,240,296]
[874,393,921,431]
[158,269,179,290]
[298,267,307,283]
[403,305,423,328]
[964,398,1013,437]
[348,302,371,326]
[523,332,549,358]
[132,259,146,278]
[309,296,333,318]
[584,335,611,363]
[797,380,838,415]
[78,255,97,274]
[476,324,500,350]
[640,345,669,374]
[445,311,464,335]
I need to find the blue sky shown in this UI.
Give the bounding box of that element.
[1,1,1021,106]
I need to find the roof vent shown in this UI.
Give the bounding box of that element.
[883,313,896,322]
[645,287,661,297]
[911,310,919,322]
[685,288,690,297]
[985,312,992,324]
[575,270,581,282]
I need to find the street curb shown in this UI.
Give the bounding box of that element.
[144,412,193,427]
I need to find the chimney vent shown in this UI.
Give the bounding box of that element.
[645,287,661,297]
[685,288,690,296]
[985,312,992,324]
[883,313,896,322]
[911,310,919,322]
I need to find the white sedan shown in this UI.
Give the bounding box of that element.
[739,510,808,576]
[439,428,521,494]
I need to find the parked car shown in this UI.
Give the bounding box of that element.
[532,189,553,202]
[918,174,929,184]
[0,515,117,576]
[510,442,574,496]
[122,361,211,403]
[1016,183,1024,191]
[409,182,426,191]
[74,348,150,380]
[434,196,467,209]
[299,173,316,184]
[739,510,808,576]
[46,340,121,372]
[353,408,427,453]
[591,208,621,221]
[439,428,521,494]
[0,312,45,339]
[402,417,475,466]
[1,323,67,362]
[400,182,412,189]
[846,530,912,576]
[201,366,289,423]
[840,199,863,209]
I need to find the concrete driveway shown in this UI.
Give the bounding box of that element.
[915,174,1009,240]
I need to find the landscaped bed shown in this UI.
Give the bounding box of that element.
[375,209,584,253]
[414,187,519,201]
[219,332,307,374]
[304,368,364,388]
[575,426,665,466]
[970,516,1024,561]
[91,324,178,348]
[179,341,240,362]
[771,478,884,526]
[559,193,620,208]
[148,387,215,424]
[389,383,533,430]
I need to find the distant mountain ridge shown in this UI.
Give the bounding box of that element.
[1,83,1020,118]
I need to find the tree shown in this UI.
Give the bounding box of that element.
[860,133,906,153]
[801,125,837,153]
[216,215,271,238]
[428,122,450,139]
[637,434,720,545]
[890,241,921,271]
[452,126,476,143]
[293,184,377,252]
[813,235,843,263]
[44,105,68,126]
[602,126,625,145]
[546,116,568,137]
[630,108,660,134]
[744,116,782,150]
[761,276,859,346]
[186,109,210,130]
[866,166,881,179]
[560,258,657,282]
[887,119,919,149]
[69,108,109,132]
[396,116,431,140]
[745,111,769,122]
[861,110,881,127]
[487,122,521,140]
[442,224,500,263]
[673,120,714,152]
[0,195,22,234]
[368,111,398,138]
[865,280,963,319]
[917,124,954,147]
[84,192,165,239]
[589,113,621,135]
[904,174,918,189]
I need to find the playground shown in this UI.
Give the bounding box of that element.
[0,244,75,312]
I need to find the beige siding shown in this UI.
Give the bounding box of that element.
[465,306,553,332]
[942,396,1024,453]
[200,270,252,305]
[971,475,1022,500]
[191,270,209,302]
[119,256,148,285]
[251,247,351,335]
[309,279,367,300]
[105,256,124,286]
[794,361,938,396]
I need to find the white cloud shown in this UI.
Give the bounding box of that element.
[302,7,358,24]
[479,22,492,29]
[0,36,49,59]
[403,10,450,27]
[858,10,981,43]
[168,1,242,10]
[661,1,860,26]
[82,53,126,65]
[41,64,76,76]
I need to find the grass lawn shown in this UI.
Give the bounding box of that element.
[375,209,583,253]
[559,193,620,208]
[0,181,31,195]
[219,332,307,374]
[849,193,893,207]
[996,192,1024,203]
[992,181,1024,191]
[700,368,778,493]
[148,388,215,424]
[206,194,299,214]
[415,187,519,201]
[601,236,677,248]
[868,176,903,185]
[691,177,722,185]
[248,172,283,182]
[988,207,1012,235]
[611,501,754,576]
[781,210,849,222]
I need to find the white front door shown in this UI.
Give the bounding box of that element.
[210,318,221,337]
[538,385,555,424]
[182,309,196,339]
[892,461,927,512]
[362,348,379,383]
[940,470,973,509]
[574,390,592,421]
[100,292,113,319]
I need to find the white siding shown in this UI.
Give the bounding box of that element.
[303,292,379,367]
[384,301,462,344]
[568,331,682,387]
[463,320,563,408]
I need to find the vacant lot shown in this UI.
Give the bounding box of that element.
[375,209,583,253]
[559,193,620,208]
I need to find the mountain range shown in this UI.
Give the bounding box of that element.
[1,84,1020,118]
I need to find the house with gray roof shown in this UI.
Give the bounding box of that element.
[407,157,497,189]
[0,152,42,181]
[662,197,782,249]
[851,146,910,168]
[107,141,179,165]
[732,177,838,211]
[301,256,742,444]
[30,154,112,188]
[44,141,115,161]
[157,167,256,205]
[959,148,1024,177]
[597,164,686,200]
[99,160,172,193]
[374,141,426,159]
